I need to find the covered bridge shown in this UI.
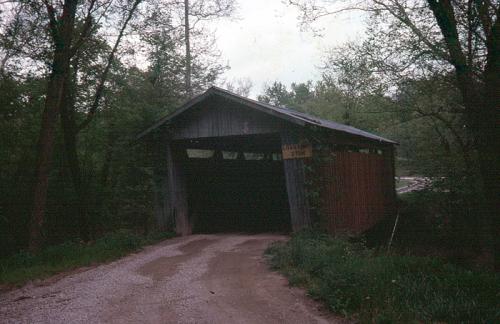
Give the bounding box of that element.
[139,86,397,236]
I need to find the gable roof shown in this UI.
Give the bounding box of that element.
[137,86,397,145]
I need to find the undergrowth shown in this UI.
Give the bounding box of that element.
[0,230,175,287]
[265,230,500,323]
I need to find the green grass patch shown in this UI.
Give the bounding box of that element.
[0,230,175,287]
[265,231,500,323]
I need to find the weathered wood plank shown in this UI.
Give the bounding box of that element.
[148,133,171,231]
[281,130,311,231]
[167,143,191,235]
[319,150,394,234]
[171,97,287,139]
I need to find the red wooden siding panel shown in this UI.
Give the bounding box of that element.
[319,151,393,235]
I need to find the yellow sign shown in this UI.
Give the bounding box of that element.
[282,143,312,160]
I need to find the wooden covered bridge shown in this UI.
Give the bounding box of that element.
[138,86,397,235]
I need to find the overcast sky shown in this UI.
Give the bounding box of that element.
[211,0,366,97]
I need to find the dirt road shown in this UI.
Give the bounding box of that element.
[396,176,431,194]
[0,234,339,324]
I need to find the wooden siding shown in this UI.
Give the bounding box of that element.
[151,135,171,230]
[171,97,287,139]
[319,150,395,234]
[281,131,311,230]
[166,143,191,235]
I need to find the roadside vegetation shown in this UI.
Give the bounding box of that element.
[1,0,497,276]
[392,188,490,267]
[266,230,500,323]
[0,230,175,288]
[0,0,236,259]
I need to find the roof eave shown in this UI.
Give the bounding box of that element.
[137,86,398,146]
[136,87,308,139]
[136,89,215,139]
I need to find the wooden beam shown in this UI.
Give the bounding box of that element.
[167,142,191,235]
[281,130,311,231]
[329,130,395,149]
[151,134,171,230]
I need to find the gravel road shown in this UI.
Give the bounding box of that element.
[0,234,340,324]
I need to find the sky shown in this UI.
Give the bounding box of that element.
[211,0,366,97]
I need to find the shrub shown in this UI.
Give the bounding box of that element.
[266,230,500,323]
[0,230,175,287]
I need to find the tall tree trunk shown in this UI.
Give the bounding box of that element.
[184,0,192,97]
[60,0,141,241]
[462,13,499,269]
[464,83,499,269]
[477,18,500,269]
[29,0,78,252]
[427,0,499,269]
[458,64,498,270]
[60,62,91,241]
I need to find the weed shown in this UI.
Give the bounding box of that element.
[265,230,500,323]
[0,230,175,287]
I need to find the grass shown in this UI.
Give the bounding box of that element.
[0,230,175,287]
[265,230,500,323]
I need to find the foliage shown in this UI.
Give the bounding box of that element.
[257,49,482,262]
[266,231,500,323]
[257,74,465,179]
[0,229,175,287]
[394,186,485,259]
[0,0,231,256]
[0,75,45,255]
[288,0,499,267]
[0,67,165,256]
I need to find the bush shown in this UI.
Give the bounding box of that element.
[0,229,175,287]
[266,230,500,323]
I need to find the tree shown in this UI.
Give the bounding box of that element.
[184,0,192,97]
[289,0,499,267]
[258,81,295,107]
[139,0,233,98]
[0,74,46,256]
[224,77,253,97]
[59,0,143,240]
[8,0,144,250]
[0,0,233,253]
[423,2,498,266]
[29,0,79,252]
[182,0,234,97]
[0,2,52,77]
[322,42,385,125]
[184,0,234,98]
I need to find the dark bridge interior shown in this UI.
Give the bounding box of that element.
[176,134,291,233]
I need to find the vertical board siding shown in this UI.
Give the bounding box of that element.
[151,137,170,230]
[320,151,394,234]
[281,131,311,231]
[171,97,286,139]
[167,143,191,236]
